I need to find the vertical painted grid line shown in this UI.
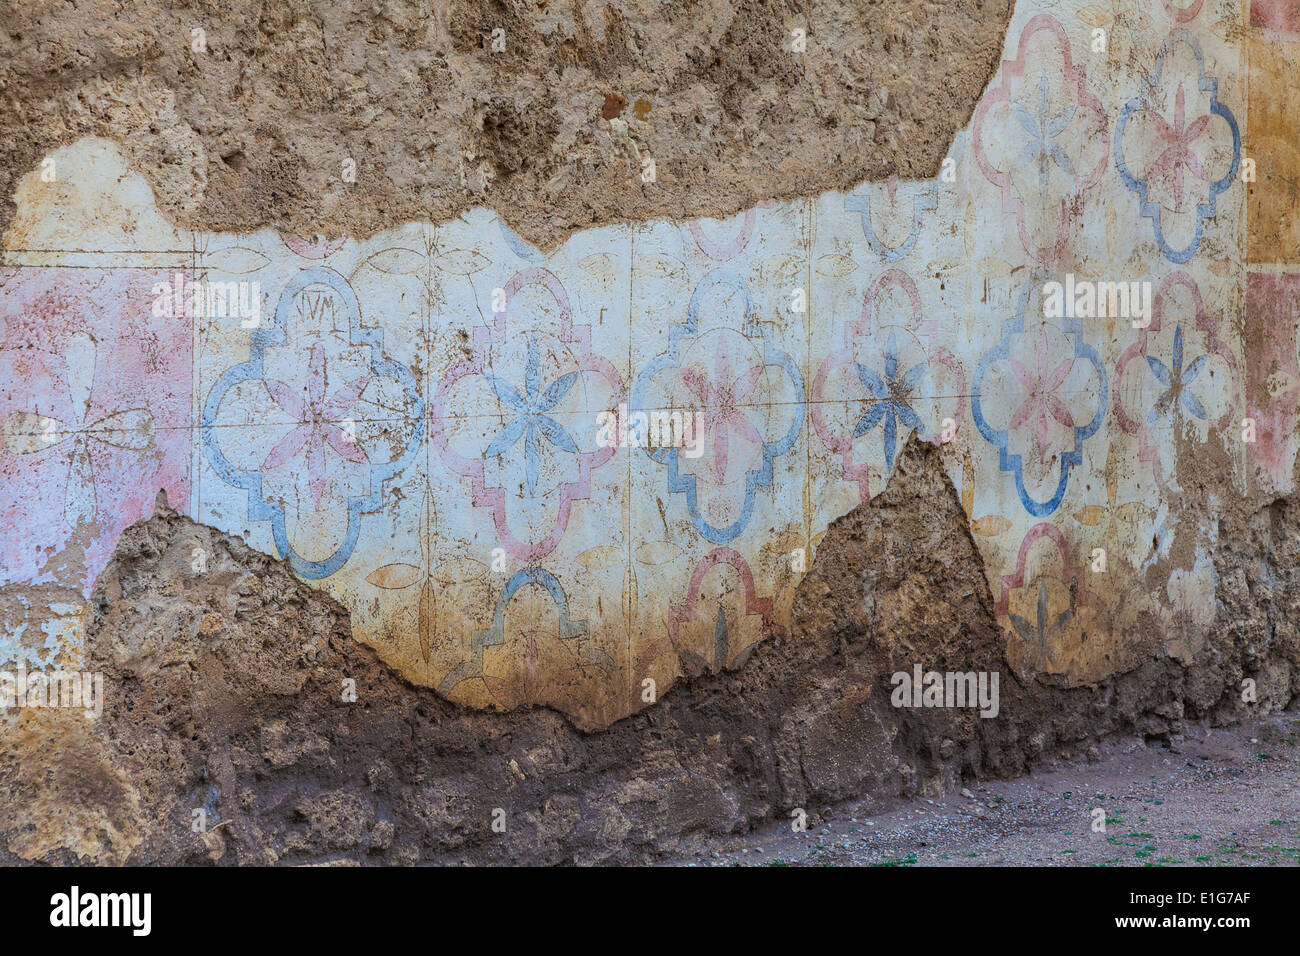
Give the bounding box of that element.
[1240,0,1252,498]
[191,228,201,524]
[803,196,814,584]
[625,225,635,709]
[423,222,435,685]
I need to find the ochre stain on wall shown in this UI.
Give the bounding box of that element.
[1247,0,1300,262]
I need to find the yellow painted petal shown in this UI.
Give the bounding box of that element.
[367,562,422,589]
[971,515,1011,536]
[1073,506,1107,527]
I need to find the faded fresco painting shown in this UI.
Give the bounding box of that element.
[1,0,1290,732]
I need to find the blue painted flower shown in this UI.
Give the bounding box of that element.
[853,329,927,470]
[1014,74,1077,182]
[1146,324,1207,422]
[1114,32,1240,264]
[972,281,1108,519]
[202,267,424,580]
[630,271,805,545]
[484,336,579,496]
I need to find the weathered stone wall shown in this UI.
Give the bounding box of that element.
[7,439,1289,865]
[1,0,1299,863]
[0,0,1014,249]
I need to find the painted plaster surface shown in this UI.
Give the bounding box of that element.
[0,0,1291,729]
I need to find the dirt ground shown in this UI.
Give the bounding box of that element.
[671,712,1300,867]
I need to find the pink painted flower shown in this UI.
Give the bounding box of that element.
[680,341,763,482]
[262,343,370,510]
[1008,329,1075,462]
[1147,85,1209,210]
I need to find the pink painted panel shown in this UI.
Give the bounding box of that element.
[0,267,192,594]
[1244,272,1300,495]
[1251,0,1300,36]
